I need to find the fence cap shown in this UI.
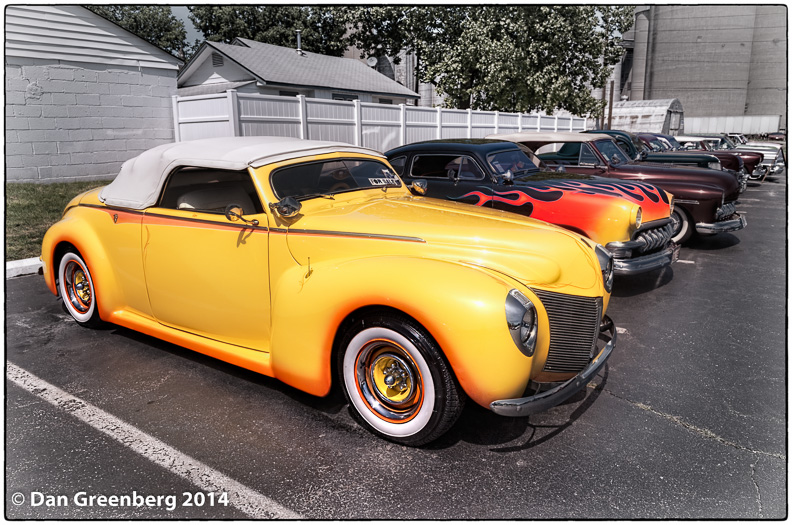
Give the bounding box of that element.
[486,131,611,144]
[99,136,383,210]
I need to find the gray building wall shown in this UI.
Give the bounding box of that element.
[6,58,178,183]
[627,5,786,122]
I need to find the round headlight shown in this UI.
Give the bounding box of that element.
[708,161,722,170]
[669,196,675,214]
[595,244,614,293]
[635,206,643,229]
[505,290,538,357]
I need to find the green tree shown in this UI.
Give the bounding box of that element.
[188,6,347,56]
[336,6,634,116]
[86,5,190,59]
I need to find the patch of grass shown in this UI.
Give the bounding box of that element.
[5,181,109,262]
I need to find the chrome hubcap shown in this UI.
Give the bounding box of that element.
[354,340,423,422]
[64,261,91,313]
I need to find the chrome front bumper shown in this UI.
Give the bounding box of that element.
[696,213,747,234]
[609,242,680,276]
[490,317,615,417]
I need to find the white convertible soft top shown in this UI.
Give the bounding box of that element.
[98,136,384,209]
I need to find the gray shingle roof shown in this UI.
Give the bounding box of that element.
[208,39,418,99]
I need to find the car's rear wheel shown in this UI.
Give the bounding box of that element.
[58,250,102,327]
[339,313,464,446]
[670,207,693,244]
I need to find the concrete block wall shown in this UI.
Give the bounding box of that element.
[5,57,178,183]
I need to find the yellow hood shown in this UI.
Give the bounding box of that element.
[283,191,603,296]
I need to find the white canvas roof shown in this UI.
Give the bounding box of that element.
[98,136,383,209]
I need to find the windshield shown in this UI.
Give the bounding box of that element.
[665,136,682,149]
[720,136,738,148]
[595,139,631,165]
[488,149,539,176]
[271,159,402,200]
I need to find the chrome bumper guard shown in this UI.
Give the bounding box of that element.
[611,242,680,276]
[490,316,616,417]
[696,213,747,234]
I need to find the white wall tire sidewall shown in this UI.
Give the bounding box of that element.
[670,209,690,243]
[343,327,435,438]
[58,252,96,323]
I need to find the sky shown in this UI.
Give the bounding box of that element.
[172,6,202,43]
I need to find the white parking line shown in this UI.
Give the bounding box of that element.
[6,363,302,519]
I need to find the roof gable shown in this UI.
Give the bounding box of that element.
[180,39,418,99]
[5,5,182,69]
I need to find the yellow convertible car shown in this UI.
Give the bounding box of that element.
[42,137,616,446]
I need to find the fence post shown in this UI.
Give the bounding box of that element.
[467,108,472,138]
[400,104,407,146]
[436,107,442,139]
[354,100,362,146]
[297,95,308,139]
[494,111,499,134]
[171,95,181,142]
[536,114,541,131]
[518,113,523,133]
[553,115,558,132]
[226,89,240,136]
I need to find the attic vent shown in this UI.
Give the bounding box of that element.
[212,53,224,67]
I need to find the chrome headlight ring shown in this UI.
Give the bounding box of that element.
[708,161,722,171]
[595,244,615,293]
[505,290,538,357]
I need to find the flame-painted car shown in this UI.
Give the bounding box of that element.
[41,136,616,446]
[487,132,746,245]
[386,139,678,276]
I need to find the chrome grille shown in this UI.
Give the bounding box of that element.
[532,289,602,374]
[634,222,674,254]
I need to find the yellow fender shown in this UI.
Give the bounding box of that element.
[269,255,550,409]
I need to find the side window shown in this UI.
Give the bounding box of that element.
[410,155,484,180]
[158,168,263,215]
[579,144,600,165]
[388,155,407,176]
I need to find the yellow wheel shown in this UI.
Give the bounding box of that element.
[58,251,101,327]
[339,313,464,446]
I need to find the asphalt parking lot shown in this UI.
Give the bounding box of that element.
[5,176,786,519]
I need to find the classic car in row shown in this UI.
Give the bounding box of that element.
[487,132,746,244]
[385,139,678,275]
[42,137,616,446]
[590,129,750,192]
[680,134,785,179]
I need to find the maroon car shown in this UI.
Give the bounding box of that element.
[487,132,746,244]
[676,135,766,180]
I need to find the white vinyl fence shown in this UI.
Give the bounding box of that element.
[172,91,588,152]
[683,115,783,135]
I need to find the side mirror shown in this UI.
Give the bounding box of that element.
[502,170,514,184]
[269,196,302,218]
[270,197,302,219]
[409,179,428,195]
[224,204,259,226]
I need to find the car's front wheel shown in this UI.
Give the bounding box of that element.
[339,313,464,446]
[670,207,693,244]
[58,250,102,327]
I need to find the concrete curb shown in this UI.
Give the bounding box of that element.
[6,257,43,279]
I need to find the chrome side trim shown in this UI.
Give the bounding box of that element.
[274,228,426,243]
[674,199,700,205]
[490,317,616,417]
